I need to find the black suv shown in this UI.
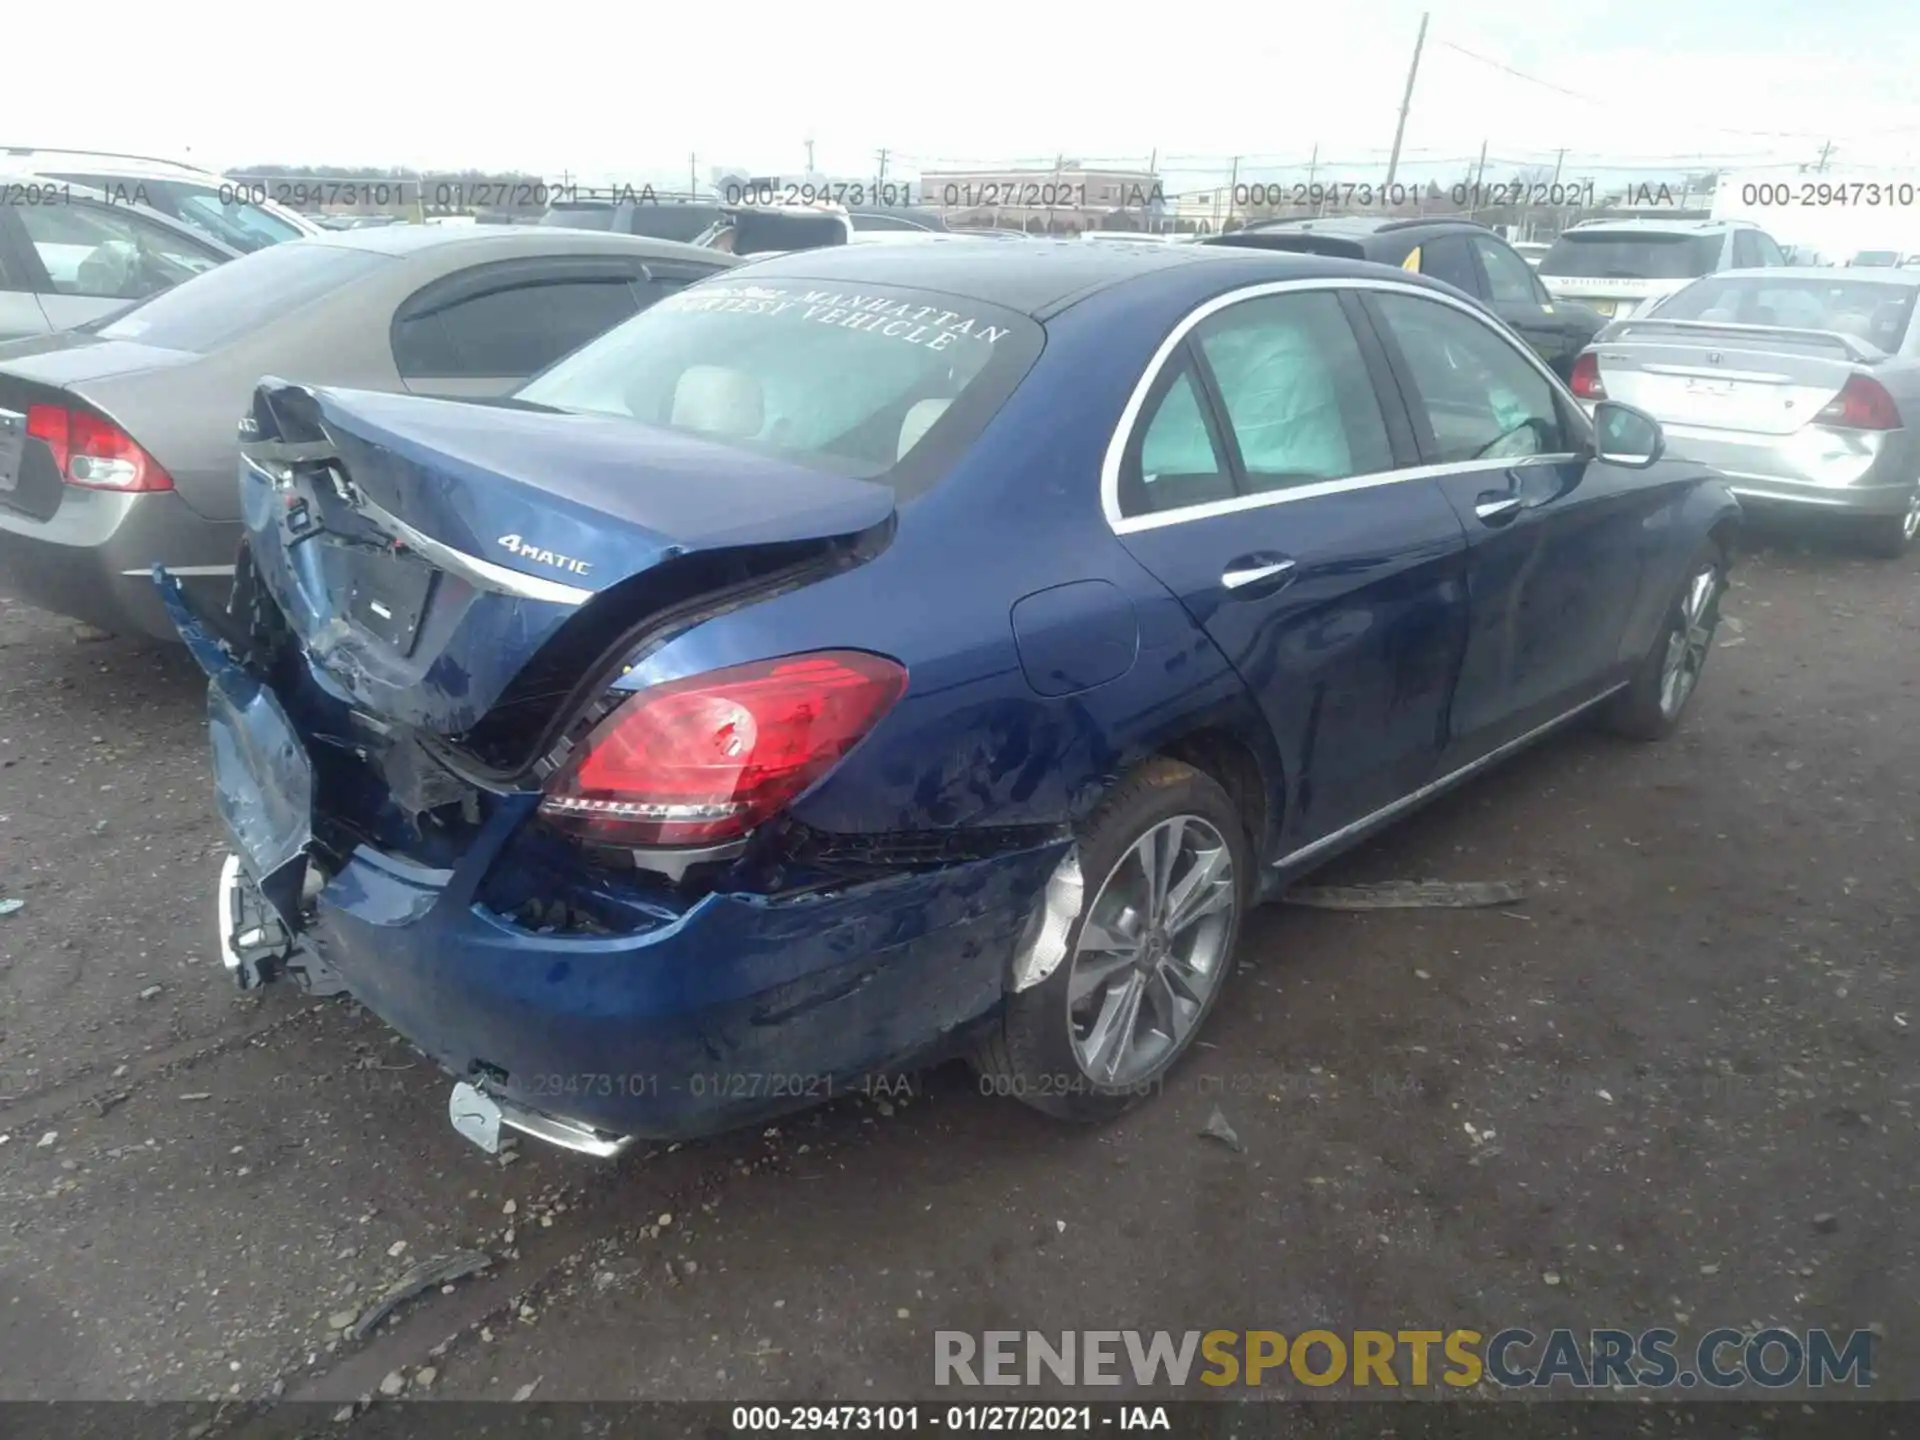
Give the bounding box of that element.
[1203,216,1604,380]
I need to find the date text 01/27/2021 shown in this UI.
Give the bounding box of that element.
[730,1405,1170,1433]
[1230,179,1600,210]
[515,1070,924,1103]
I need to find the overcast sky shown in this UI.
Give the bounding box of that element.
[12,0,1920,186]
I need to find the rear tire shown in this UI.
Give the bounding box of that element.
[1859,487,1920,559]
[976,758,1251,1124]
[1605,539,1727,742]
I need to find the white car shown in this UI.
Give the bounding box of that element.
[1537,218,1788,321]
[0,146,321,254]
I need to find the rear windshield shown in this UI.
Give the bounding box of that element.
[541,206,615,231]
[93,240,392,352]
[1852,251,1900,267]
[516,279,1043,490]
[1539,232,1723,280]
[1652,275,1918,351]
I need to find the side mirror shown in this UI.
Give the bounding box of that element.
[1593,400,1665,468]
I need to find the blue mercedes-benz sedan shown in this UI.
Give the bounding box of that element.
[162,240,1739,1157]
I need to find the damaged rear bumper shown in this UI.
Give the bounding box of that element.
[162,564,1068,1148]
[298,836,1060,1142]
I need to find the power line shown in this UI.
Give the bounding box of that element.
[1434,38,1864,142]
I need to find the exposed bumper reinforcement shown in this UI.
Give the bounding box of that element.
[448,1080,634,1159]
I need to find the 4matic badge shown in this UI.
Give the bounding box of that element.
[496,534,593,577]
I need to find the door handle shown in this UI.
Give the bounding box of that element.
[1474,492,1524,526]
[1221,557,1297,591]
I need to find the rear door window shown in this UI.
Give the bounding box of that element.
[1192,291,1393,493]
[1473,235,1543,306]
[393,277,643,380]
[14,200,224,301]
[1416,235,1481,296]
[1123,361,1235,516]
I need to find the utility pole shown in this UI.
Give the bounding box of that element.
[689,153,698,198]
[1816,140,1834,171]
[1226,155,1239,229]
[1384,11,1429,189]
[1551,148,1566,186]
[1472,138,1489,215]
[805,137,815,172]
[876,147,889,184]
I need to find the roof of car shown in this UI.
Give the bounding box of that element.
[1562,218,1754,235]
[1713,265,1920,287]
[1236,215,1488,240]
[0,146,226,184]
[717,237,1388,317]
[295,224,728,266]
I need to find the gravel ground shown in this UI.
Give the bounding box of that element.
[1,529,1915,1413]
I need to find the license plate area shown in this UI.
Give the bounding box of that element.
[342,547,435,656]
[1685,378,1735,396]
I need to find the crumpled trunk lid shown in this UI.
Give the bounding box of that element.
[236,380,896,737]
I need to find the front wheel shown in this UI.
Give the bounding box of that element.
[1605,541,1726,741]
[976,758,1251,1124]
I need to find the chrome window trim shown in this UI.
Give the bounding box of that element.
[1100,275,1592,534]
[1114,454,1580,534]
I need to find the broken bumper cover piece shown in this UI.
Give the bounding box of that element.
[449,1081,634,1159]
[304,838,1063,1145]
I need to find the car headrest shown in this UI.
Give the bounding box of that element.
[897,398,951,461]
[76,241,138,299]
[670,365,764,440]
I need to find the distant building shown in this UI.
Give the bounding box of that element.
[922,162,1164,234]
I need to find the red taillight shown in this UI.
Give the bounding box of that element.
[1569,352,1605,400]
[540,651,909,848]
[1816,374,1902,431]
[24,401,172,492]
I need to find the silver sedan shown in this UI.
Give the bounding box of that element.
[1568,266,1920,555]
[0,226,733,639]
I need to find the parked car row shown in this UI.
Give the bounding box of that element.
[1,158,1905,1158]
[0,225,736,637]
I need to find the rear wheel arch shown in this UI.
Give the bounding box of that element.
[1155,727,1278,869]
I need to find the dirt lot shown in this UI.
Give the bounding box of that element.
[1,530,1915,1414]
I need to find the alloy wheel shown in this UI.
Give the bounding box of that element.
[1066,814,1236,1087]
[1903,488,1920,542]
[1659,563,1720,720]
